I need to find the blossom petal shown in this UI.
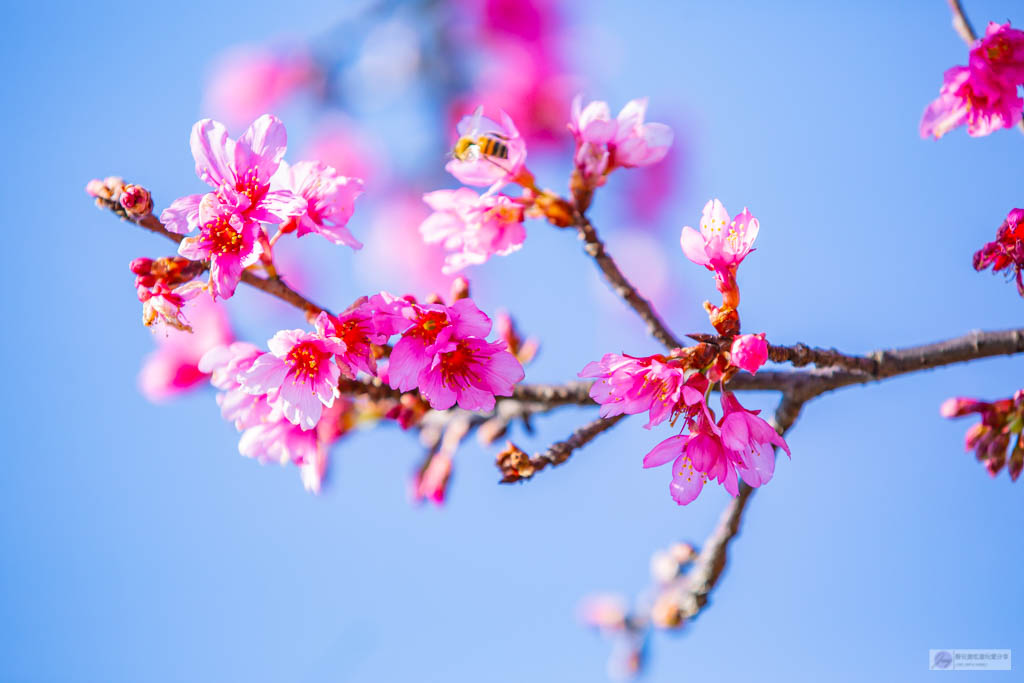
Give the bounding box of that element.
[190,119,234,187]
[643,435,685,468]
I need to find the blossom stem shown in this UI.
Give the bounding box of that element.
[497,414,626,483]
[93,193,328,317]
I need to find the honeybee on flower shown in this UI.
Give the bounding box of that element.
[446,105,527,187]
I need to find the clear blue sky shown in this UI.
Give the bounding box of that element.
[1,1,1022,681]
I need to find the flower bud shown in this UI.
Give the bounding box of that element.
[650,550,680,584]
[449,276,470,301]
[704,301,740,337]
[730,333,768,374]
[1009,435,1024,482]
[650,593,684,629]
[496,441,534,481]
[129,257,154,275]
[120,184,152,218]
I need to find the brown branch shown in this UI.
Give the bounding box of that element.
[497,414,626,483]
[573,213,684,350]
[94,195,328,316]
[507,327,1024,484]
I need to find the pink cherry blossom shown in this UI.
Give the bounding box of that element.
[941,391,1024,481]
[301,398,356,494]
[569,96,673,186]
[579,353,698,428]
[417,336,524,411]
[386,298,492,393]
[973,208,1024,295]
[973,22,1024,85]
[642,391,790,505]
[199,342,274,430]
[271,160,364,248]
[420,188,526,273]
[920,62,1022,139]
[643,410,738,505]
[446,106,527,188]
[610,98,673,168]
[238,416,318,466]
[730,333,769,374]
[177,194,264,299]
[160,114,305,234]
[138,283,200,331]
[718,391,790,488]
[138,296,233,402]
[323,297,394,378]
[204,45,317,127]
[680,199,759,274]
[130,257,207,331]
[239,312,347,430]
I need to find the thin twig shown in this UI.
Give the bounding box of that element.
[573,212,684,350]
[498,414,626,483]
[95,196,328,316]
[947,0,977,43]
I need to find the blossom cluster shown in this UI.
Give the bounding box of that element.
[161,115,362,300]
[197,292,524,485]
[129,257,205,331]
[941,392,1024,481]
[921,22,1024,139]
[580,199,785,505]
[419,106,532,273]
[420,98,673,273]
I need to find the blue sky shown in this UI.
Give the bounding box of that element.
[1,1,1022,681]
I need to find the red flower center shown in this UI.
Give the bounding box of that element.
[987,38,1012,64]
[406,310,449,344]
[206,216,245,255]
[235,168,268,206]
[437,340,482,389]
[287,341,328,383]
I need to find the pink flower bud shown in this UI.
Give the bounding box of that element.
[129,257,154,275]
[85,179,106,198]
[120,184,153,218]
[939,396,986,418]
[730,333,768,374]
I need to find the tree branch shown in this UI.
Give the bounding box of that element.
[497,414,626,483]
[505,327,1024,484]
[93,195,329,316]
[573,212,684,350]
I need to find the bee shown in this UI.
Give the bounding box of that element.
[452,133,510,162]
